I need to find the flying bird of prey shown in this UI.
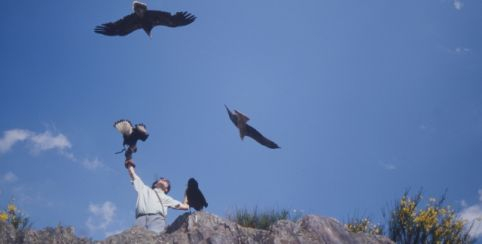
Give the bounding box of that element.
[225,105,280,149]
[113,119,149,160]
[95,1,196,37]
[185,178,208,211]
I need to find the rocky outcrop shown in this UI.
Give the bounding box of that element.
[103,211,393,244]
[0,220,17,243]
[0,222,91,244]
[0,211,394,243]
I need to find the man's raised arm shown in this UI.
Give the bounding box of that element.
[125,159,137,180]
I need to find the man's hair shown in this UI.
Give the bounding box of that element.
[152,177,171,193]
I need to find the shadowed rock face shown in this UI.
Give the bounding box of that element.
[0,212,394,244]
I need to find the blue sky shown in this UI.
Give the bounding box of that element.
[1,0,481,240]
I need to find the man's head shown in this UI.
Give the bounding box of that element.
[152,177,171,193]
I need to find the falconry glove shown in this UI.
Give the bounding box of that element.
[125,159,136,169]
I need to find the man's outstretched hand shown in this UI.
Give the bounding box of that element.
[125,159,136,169]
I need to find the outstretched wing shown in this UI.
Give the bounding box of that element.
[95,14,142,36]
[134,124,149,141]
[225,105,238,127]
[146,10,196,28]
[114,120,133,136]
[245,125,280,149]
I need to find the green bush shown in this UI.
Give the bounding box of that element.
[227,207,301,230]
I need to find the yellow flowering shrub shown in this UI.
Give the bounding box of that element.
[345,217,383,235]
[388,191,473,244]
[0,202,31,231]
[7,204,16,213]
[0,212,8,222]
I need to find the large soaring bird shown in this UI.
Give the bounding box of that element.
[185,178,208,211]
[113,119,149,160]
[95,1,196,37]
[225,105,280,149]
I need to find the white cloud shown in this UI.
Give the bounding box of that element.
[86,201,117,232]
[2,171,18,183]
[30,131,71,153]
[60,151,77,161]
[60,151,104,171]
[0,128,103,171]
[441,46,471,55]
[453,0,464,10]
[0,129,71,155]
[0,129,32,154]
[454,47,471,55]
[459,189,482,238]
[82,158,103,170]
[379,162,397,171]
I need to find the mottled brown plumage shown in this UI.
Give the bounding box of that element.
[225,105,280,149]
[114,119,149,160]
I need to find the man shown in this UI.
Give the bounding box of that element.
[125,159,189,234]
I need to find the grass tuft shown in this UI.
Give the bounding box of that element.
[227,207,302,230]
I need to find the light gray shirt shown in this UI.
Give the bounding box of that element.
[131,173,181,218]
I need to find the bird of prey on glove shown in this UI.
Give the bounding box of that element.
[114,119,149,160]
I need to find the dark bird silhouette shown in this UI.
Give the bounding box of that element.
[95,1,196,37]
[225,105,280,149]
[113,119,149,160]
[185,178,208,211]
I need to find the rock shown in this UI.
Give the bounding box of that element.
[0,222,91,244]
[21,226,91,244]
[99,226,159,244]
[0,212,394,243]
[267,215,393,244]
[101,212,393,244]
[0,221,16,243]
[161,211,267,243]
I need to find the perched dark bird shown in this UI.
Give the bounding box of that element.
[225,105,280,149]
[185,178,208,211]
[95,1,196,37]
[113,119,149,160]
